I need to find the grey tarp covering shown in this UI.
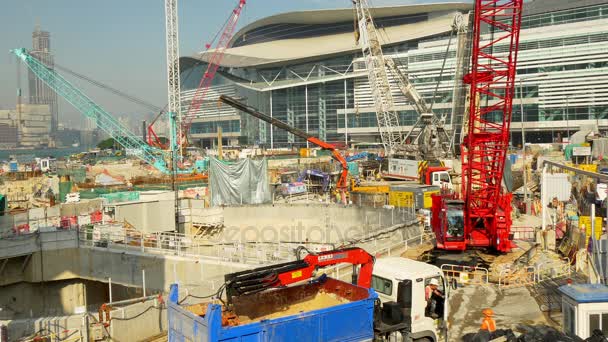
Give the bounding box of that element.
[593,138,608,159]
[210,157,271,206]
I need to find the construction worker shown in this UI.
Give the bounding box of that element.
[480,308,497,333]
[425,278,444,318]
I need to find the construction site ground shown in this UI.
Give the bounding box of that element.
[402,233,573,341]
[448,284,559,340]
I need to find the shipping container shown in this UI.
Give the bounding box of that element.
[388,184,440,209]
[351,191,387,208]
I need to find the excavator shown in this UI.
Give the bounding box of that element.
[218,95,349,204]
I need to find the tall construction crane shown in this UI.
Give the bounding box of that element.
[352,0,402,156]
[384,58,451,161]
[353,0,458,161]
[12,48,173,174]
[431,0,523,253]
[163,0,182,158]
[219,95,349,204]
[179,0,246,146]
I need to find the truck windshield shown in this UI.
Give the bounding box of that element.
[446,209,464,239]
[439,173,450,183]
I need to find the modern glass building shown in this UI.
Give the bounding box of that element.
[179,0,608,148]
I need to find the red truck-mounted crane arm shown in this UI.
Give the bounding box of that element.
[224,247,374,303]
[218,95,349,194]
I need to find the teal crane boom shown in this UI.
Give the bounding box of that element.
[12,48,173,174]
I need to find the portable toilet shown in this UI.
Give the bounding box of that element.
[559,283,608,339]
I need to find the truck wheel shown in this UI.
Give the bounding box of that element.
[414,338,432,342]
[387,331,404,342]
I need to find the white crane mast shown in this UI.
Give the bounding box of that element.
[165,0,182,155]
[353,0,402,155]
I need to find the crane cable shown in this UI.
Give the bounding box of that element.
[52,62,164,113]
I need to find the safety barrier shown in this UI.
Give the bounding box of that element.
[496,259,571,289]
[535,258,572,283]
[441,264,489,286]
[498,266,537,288]
[511,226,536,241]
[77,225,334,266]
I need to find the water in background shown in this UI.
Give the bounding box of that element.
[0,147,87,161]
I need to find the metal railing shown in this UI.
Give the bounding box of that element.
[77,226,334,266]
[511,226,537,241]
[441,264,489,286]
[497,259,572,289]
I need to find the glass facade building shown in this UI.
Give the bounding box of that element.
[180,0,608,148]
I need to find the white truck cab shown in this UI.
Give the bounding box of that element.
[430,171,451,188]
[372,257,450,342]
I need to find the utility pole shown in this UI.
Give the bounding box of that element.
[518,73,547,214]
[165,0,181,231]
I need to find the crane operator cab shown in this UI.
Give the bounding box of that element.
[371,257,453,342]
[432,197,467,251]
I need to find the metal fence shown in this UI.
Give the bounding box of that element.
[441,264,490,286]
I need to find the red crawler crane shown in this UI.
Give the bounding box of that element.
[432,0,523,253]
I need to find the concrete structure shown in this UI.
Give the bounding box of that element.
[28,25,58,139]
[0,110,18,148]
[104,190,176,233]
[0,104,52,148]
[180,0,608,147]
[18,104,52,147]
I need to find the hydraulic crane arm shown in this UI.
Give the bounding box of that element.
[219,95,349,191]
[224,247,374,303]
[12,48,172,174]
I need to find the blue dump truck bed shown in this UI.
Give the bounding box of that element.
[168,278,377,342]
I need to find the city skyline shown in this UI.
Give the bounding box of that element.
[0,0,467,129]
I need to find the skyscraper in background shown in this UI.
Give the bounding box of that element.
[28,25,58,141]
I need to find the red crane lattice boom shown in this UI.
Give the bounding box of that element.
[147,0,246,149]
[461,0,523,252]
[180,0,246,145]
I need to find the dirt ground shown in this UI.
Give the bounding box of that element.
[448,284,557,341]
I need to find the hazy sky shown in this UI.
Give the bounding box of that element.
[0,0,469,127]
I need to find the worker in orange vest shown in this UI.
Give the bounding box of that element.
[480,308,497,333]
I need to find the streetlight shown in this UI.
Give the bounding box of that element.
[518,73,548,214]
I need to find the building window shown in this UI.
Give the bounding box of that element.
[563,303,575,335]
[588,312,608,336]
[372,275,393,296]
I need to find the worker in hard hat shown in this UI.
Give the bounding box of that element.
[480,308,497,333]
[425,278,444,318]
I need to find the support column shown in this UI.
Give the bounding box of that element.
[305,85,309,148]
[270,91,274,149]
[344,79,348,146]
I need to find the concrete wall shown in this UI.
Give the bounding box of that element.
[200,204,416,245]
[0,279,138,319]
[1,245,248,296]
[2,296,166,342]
[110,192,176,233]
